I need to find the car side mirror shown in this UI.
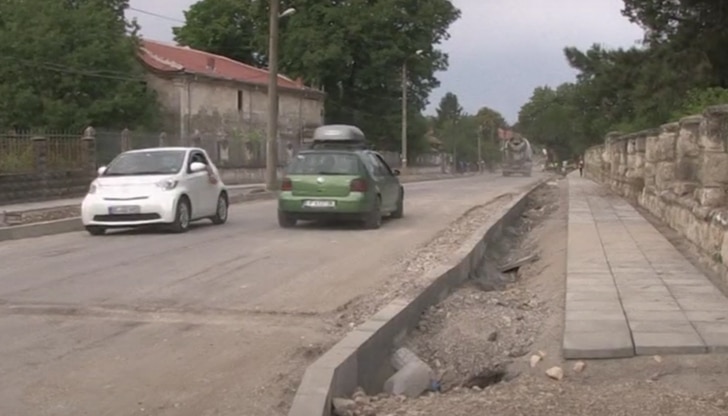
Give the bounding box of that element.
[190,162,207,172]
[97,166,107,176]
[392,169,400,176]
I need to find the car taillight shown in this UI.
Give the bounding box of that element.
[280,177,292,191]
[350,178,368,192]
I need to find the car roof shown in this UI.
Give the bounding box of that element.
[312,124,365,141]
[298,148,368,155]
[124,147,201,154]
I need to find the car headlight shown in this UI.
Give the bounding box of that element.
[88,182,97,194]
[156,179,178,190]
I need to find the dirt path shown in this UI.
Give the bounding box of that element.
[347,178,728,416]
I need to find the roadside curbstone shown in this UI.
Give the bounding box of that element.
[287,175,553,416]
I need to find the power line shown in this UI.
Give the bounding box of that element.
[127,7,185,24]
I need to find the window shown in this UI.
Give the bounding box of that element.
[287,152,363,175]
[188,151,209,172]
[104,150,186,176]
[373,153,395,175]
[237,90,243,111]
[365,153,386,176]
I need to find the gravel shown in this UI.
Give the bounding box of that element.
[334,180,728,416]
[331,192,516,331]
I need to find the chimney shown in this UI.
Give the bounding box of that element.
[206,57,215,71]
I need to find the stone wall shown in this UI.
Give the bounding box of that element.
[584,104,728,285]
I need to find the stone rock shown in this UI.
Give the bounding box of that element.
[487,331,498,342]
[573,361,586,373]
[391,347,424,371]
[529,354,541,368]
[546,366,564,381]
[654,355,663,363]
[332,398,356,416]
[383,360,433,398]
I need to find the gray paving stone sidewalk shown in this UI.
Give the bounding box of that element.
[563,175,728,359]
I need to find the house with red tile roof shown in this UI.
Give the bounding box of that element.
[138,39,325,158]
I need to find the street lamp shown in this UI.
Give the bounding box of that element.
[265,3,296,191]
[400,49,423,174]
[280,7,296,18]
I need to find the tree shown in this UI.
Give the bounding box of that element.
[435,92,463,127]
[172,0,461,151]
[622,0,728,86]
[0,0,159,131]
[473,106,508,164]
[173,0,263,66]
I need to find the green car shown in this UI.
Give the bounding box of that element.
[277,124,404,229]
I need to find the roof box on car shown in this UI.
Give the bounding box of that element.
[310,124,368,149]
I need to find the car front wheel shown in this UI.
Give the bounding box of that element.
[169,197,191,233]
[85,226,106,236]
[211,193,228,225]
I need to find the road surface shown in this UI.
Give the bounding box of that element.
[0,173,543,416]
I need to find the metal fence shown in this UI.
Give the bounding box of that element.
[0,130,86,174]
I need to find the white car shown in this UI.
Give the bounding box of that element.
[81,147,229,235]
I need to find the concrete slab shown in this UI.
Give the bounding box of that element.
[563,329,634,359]
[632,332,707,355]
[621,300,682,311]
[628,320,696,333]
[566,300,624,311]
[565,310,628,321]
[566,291,621,302]
[693,322,728,352]
[565,175,728,358]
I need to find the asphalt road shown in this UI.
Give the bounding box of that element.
[0,173,544,416]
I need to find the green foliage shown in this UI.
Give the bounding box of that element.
[517,0,728,159]
[674,87,728,119]
[434,92,507,163]
[173,0,263,66]
[172,0,461,154]
[0,0,160,131]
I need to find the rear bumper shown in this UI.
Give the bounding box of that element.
[278,192,371,215]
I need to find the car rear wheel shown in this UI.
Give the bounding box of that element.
[211,192,228,225]
[169,197,191,233]
[85,226,106,236]
[391,188,404,219]
[278,211,297,228]
[363,196,382,229]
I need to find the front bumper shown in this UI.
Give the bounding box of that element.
[81,193,178,227]
[278,192,371,217]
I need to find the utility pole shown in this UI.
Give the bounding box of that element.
[477,125,483,173]
[265,0,280,191]
[400,61,408,173]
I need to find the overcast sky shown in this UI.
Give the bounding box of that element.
[127,0,644,124]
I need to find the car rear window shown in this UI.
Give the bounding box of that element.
[287,152,363,175]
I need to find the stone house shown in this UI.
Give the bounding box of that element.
[138,39,325,166]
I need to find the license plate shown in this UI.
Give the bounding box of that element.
[108,205,141,215]
[302,200,335,208]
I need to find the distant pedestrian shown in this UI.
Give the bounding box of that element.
[578,159,584,177]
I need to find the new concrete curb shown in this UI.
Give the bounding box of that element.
[287,175,552,416]
[0,173,474,242]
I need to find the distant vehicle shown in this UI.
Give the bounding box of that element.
[277,124,404,229]
[81,147,229,235]
[502,135,533,176]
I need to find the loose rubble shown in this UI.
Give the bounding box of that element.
[333,181,728,416]
[331,193,516,330]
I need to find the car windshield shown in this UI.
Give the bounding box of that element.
[104,150,186,176]
[287,152,362,175]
